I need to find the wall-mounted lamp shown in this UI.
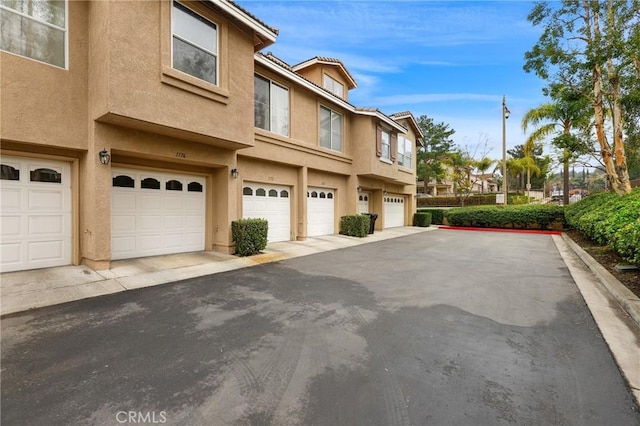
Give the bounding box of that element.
[231,168,239,179]
[99,148,111,165]
[383,190,388,195]
[357,186,361,192]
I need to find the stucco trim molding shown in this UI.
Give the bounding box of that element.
[161,66,230,104]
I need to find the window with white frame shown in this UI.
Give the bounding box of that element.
[320,106,343,152]
[254,74,289,136]
[397,135,413,168]
[323,74,344,98]
[380,128,391,160]
[0,0,67,68]
[172,1,217,85]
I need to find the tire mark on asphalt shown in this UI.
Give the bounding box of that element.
[239,326,306,425]
[348,306,411,426]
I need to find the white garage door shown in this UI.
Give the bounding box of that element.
[307,187,334,237]
[0,156,72,272]
[111,168,206,260]
[384,195,405,228]
[358,192,370,214]
[242,183,290,242]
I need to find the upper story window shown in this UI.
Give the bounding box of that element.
[254,74,289,136]
[323,74,344,98]
[397,135,413,168]
[0,0,67,68]
[380,128,391,161]
[172,1,217,85]
[320,106,343,152]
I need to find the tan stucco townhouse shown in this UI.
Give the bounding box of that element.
[0,0,423,273]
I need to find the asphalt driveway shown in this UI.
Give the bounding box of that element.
[2,229,639,425]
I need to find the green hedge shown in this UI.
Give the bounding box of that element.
[232,218,268,256]
[417,208,446,225]
[443,205,566,230]
[565,188,640,265]
[340,214,370,237]
[413,212,432,227]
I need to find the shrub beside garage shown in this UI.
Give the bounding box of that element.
[232,218,268,256]
[565,188,640,265]
[340,214,370,237]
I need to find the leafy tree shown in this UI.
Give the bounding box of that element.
[524,0,639,194]
[415,115,455,194]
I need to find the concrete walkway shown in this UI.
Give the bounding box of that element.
[0,227,435,316]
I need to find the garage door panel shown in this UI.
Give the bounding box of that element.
[163,234,184,249]
[28,190,66,210]
[185,197,203,210]
[139,194,163,209]
[164,216,185,229]
[185,232,204,246]
[138,234,164,250]
[138,216,163,230]
[1,216,22,235]
[28,215,64,234]
[1,242,22,263]
[112,193,136,210]
[111,236,135,254]
[1,188,21,209]
[112,215,136,232]
[28,240,65,262]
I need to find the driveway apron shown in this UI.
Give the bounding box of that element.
[2,229,639,425]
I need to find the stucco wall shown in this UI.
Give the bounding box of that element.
[94,1,256,148]
[0,1,89,150]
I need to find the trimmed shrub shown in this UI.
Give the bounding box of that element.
[340,214,370,237]
[417,208,445,225]
[232,218,268,256]
[611,219,640,265]
[443,204,566,230]
[413,212,432,227]
[566,188,640,265]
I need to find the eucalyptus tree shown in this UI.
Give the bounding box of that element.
[524,0,639,194]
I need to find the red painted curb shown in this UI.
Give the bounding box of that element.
[438,226,562,235]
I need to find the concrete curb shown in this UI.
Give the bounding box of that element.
[562,232,640,329]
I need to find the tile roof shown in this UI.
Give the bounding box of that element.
[227,0,279,35]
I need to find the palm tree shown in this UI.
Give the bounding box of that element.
[521,90,591,204]
[474,157,496,194]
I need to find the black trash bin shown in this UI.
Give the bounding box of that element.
[365,213,378,234]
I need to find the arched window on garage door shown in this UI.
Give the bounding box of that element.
[141,177,160,189]
[188,182,203,192]
[113,175,135,188]
[30,168,61,183]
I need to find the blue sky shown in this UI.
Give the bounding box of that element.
[237,0,548,160]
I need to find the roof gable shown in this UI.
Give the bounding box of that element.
[291,56,357,89]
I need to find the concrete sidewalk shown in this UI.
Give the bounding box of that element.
[1,227,435,316]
